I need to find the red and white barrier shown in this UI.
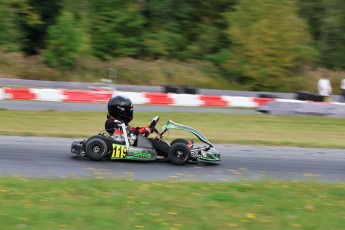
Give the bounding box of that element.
[0,88,5,100]
[112,91,149,105]
[169,94,203,106]
[31,88,66,102]
[4,88,36,100]
[197,95,224,106]
[223,96,257,108]
[0,87,301,108]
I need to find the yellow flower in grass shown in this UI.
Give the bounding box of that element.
[228,223,238,227]
[141,201,150,205]
[150,212,160,216]
[246,213,256,219]
[191,192,201,196]
[259,219,271,223]
[168,212,178,215]
[16,177,30,182]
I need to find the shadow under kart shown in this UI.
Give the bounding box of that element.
[71,116,221,165]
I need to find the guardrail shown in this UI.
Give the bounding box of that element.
[0,87,266,107]
[1,77,343,101]
[2,86,345,117]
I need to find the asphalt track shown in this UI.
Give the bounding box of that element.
[0,136,344,182]
[0,100,344,182]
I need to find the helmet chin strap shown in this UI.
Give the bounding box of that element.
[107,113,116,120]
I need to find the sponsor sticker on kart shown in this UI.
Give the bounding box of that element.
[131,152,151,159]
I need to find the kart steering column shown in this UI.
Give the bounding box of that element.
[121,123,130,147]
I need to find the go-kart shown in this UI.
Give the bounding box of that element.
[71,116,220,165]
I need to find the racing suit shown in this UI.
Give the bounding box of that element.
[105,115,151,142]
[105,115,169,157]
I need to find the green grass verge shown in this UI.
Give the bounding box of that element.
[0,178,344,230]
[1,110,345,148]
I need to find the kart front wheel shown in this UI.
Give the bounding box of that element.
[85,137,108,161]
[169,143,191,165]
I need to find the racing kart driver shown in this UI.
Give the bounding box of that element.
[104,95,169,158]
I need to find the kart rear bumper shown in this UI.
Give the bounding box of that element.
[71,140,85,155]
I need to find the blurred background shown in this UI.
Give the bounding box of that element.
[0,0,344,93]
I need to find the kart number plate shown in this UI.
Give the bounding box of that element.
[112,144,128,158]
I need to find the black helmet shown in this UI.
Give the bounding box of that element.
[107,95,133,123]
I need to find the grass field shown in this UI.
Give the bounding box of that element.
[0,110,344,148]
[0,178,344,230]
[1,110,344,229]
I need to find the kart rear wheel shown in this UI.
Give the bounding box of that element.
[169,143,190,165]
[170,138,188,146]
[85,137,108,161]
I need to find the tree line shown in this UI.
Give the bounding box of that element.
[0,0,344,91]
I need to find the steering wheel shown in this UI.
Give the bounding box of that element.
[149,116,160,133]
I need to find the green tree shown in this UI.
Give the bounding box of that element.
[14,0,62,55]
[142,0,236,60]
[62,0,92,55]
[0,0,21,50]
[90,0,144,59]
[224,0,315,91]
[43,11,85,69]
[299,0,345,69]
[141,0,191,59]
[142,31,187,59]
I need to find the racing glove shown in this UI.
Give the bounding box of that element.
[137,126,153,137]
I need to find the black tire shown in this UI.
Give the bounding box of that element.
[171,138,197,161]
[170,138,188,146]
[85,137,108,161]
[169,143,191,165]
